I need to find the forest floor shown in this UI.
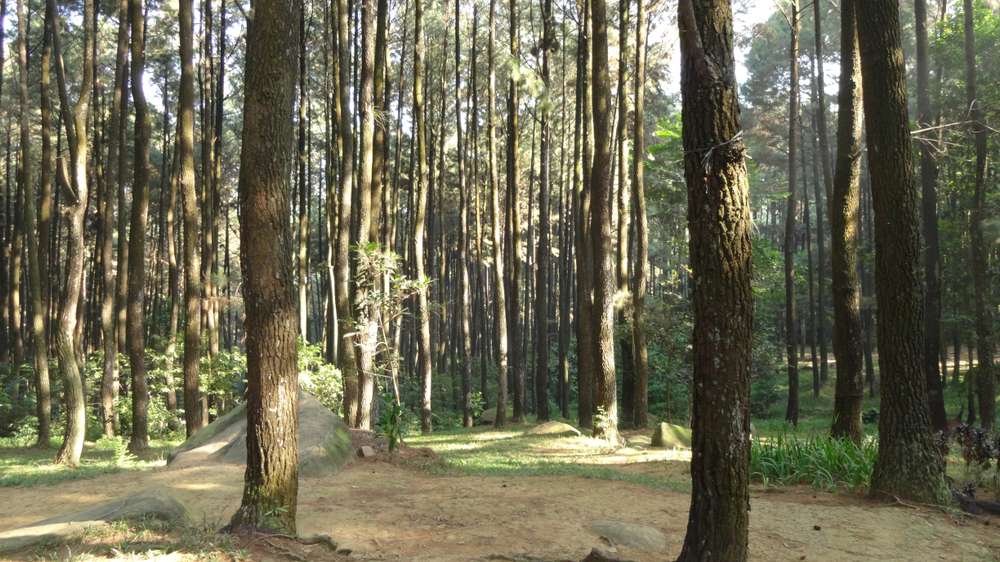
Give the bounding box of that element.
[2,420,1000,561]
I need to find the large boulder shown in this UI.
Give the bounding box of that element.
[0,490,189,554]
[169,391,353,477]
[650,422,691,449]
[525,421,582,437]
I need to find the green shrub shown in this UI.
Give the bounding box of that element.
[750,434,877,491]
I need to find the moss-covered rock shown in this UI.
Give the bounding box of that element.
[650,423,691,449]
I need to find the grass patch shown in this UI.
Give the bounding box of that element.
[408,424,691,492]
[750,434,877,491]
[0,437,180,488]
[13,517,248,561]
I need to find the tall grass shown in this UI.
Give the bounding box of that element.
[751,434,877,491]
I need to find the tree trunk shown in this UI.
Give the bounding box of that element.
[455,0,474,428]
[675,0,752,559]
[227,0,301,533]
[857,0,947,503]
[574,0,595,429]
[630,0,649,429]
[963,0,994,431]
[413,0,435,433]
[784,0,800,426]
[18,0,52,447]
[487,0,509,427]
[336,0,360,426]
[127,0,152,454]
[533,0,553,423]
[829,0,864,444]
[179,0,204,436]
[590,0,618,442]
[507,0,525,423]
[811,0,831,385]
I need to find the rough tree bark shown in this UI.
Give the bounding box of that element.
[227,0,301,533]
[829,0,865,444]
[857,0,948,503]
[533,0,553,423]
[675,0,752,559]
[488,0,509,427]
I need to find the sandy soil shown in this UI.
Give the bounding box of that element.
[2,446,999,561]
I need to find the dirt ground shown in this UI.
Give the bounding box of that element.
[2,442,1000,562]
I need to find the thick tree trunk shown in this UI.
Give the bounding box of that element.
[227,0,301,533]
[829,0,865,444]
[675,1,752,559]
[857,0,947,503]
[127,0,152,454]
[964,0,994,431]
[574,0,595,429]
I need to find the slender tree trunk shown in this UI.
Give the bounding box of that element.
[630,0,649,429]
[574,0,595,429]
[18,0,52,447]
[784,1,800,425]
[227,0,300,532]
[336,0,360,427]
[298,6,309,341]
[487,0,509,426]
[615,0,632,428]
[829,0,864,443]
[533,0,553,423]
[507,0,525,423]
[179,0,205,436]
[455,0,474,428]
[590,0,618,442]
[963,0,994,431]
[857,0,947,503]
[915,0,948,431]
[51,0,94,467]
[811,0,831,385]
[675,0,752,558]
[413,0,435,433]
[126,0,152,454]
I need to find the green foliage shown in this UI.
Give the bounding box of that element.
[750,434,877,491]
[378,399,406,452]
[298,340,343,415]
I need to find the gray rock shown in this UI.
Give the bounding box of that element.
[478,407,498,425]
[588,520,667,552]
[525,421,582,437]
[358,445,377,458]
[0,489,189,554]
[650,422,691,449]
[169,390,353,477]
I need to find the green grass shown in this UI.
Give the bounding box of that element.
[0,437,181,488]
[408,423,692,492]
[750,434,877,491]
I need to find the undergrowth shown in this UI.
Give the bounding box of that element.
[750,434,877,491]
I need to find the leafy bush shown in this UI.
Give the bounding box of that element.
[298,340,343,414]
[750,434,877,491]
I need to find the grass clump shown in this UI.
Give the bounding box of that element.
[751,434,876,491]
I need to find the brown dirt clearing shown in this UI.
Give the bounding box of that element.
[1,434,998,561]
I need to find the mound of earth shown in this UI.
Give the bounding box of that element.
[526,421,582,437]
[0,489,188,554]
[650,423,691,449]
[168,390,353,476]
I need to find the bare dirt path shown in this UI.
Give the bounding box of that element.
[1,452,998,561]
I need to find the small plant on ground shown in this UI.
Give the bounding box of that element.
[750,434,877,491]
